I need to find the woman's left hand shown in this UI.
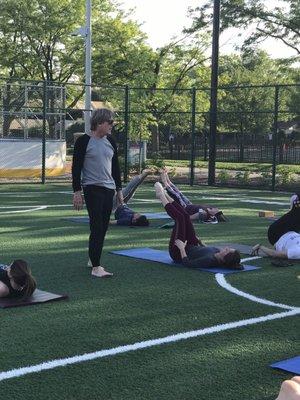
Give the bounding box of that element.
[175,239,187,249]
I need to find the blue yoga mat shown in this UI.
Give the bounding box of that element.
[64,217,90,223]
[64,212,169,224]
[111,247,260,274]
[271,356,300,374]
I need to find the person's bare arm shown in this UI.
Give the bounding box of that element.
[0,282,9,298]
[252,244,287,258]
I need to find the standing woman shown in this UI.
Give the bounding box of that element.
[72,108,123,278]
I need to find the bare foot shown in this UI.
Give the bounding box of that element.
[91,266,113,278]
[142,168,155,176]
[154,182,165,198]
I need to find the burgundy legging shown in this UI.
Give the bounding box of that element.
[165,201,200,262]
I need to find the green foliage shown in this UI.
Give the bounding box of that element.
[188,0,299,62]
[277,170,295,186]
[259,170,272,186]
[235,170,250,185]
[217,170,230,184]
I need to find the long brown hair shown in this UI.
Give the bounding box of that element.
[223,251,243,270]
[10,260,36,298]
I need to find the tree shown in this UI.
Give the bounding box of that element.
[0,0,87,136]
[188,0,300,59]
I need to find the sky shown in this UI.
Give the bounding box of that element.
[118,0,296,59]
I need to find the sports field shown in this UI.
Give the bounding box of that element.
[0,183,299,400]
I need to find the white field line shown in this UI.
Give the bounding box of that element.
[0,191,72,196]
[216,274,298,311]
[0,206,47,214]
[194,197,289,206]
[216,256,300,311]
[0,308,299,382]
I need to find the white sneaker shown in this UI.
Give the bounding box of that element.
[87,259,92,268]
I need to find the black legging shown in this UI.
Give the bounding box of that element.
[268,202,300,245]
[83,185,114,267]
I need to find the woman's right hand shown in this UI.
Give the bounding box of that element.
[73,191,84,211]
[175,239,187,249]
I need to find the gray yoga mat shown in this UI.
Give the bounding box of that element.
[0,289,68,309]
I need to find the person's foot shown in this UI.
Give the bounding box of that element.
[91,266,113,278]
[87,259,92,268]
[154,182,165,198]
[142,168,156,176]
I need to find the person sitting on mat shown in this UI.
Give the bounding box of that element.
[0,260,36,299]
[112,169,152,227]
[160,168,227,223]
[252,193,300,259]
[154,182,241,269]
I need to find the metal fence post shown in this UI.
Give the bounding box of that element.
[208,0,221,186]
[190,87,196,186]
[42,80,47,184]
[124,85,129,183]
[271,86,279,191]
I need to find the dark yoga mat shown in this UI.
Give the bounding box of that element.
[111,248,260,274]
[0,289,68,309]
[270,356,300,374]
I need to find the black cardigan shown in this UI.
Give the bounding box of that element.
[72,134,122,192]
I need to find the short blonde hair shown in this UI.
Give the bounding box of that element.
[90,108,115,131]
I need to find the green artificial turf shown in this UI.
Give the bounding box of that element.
[0,184,299,399]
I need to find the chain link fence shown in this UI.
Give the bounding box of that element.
[0,78,299,190]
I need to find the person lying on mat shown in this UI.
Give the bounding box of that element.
[0,260,36,299]
[155,182,242,269]
[160,168,227,223]
[252,193,300,259]
[276,376,300,400]
[111,169,152,227]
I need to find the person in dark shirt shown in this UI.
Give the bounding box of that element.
[72,108,122,278]
[251,193,300,259]
[0,260,36,299]
[154,182,241,269]
[160,168,227,223]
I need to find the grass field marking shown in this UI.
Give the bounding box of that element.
[0,206,47,214]
[194,196,289,206]
[216,256,299,311]
[0,191,73,196]
[216,274,298,311]
[0,308,299,383]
